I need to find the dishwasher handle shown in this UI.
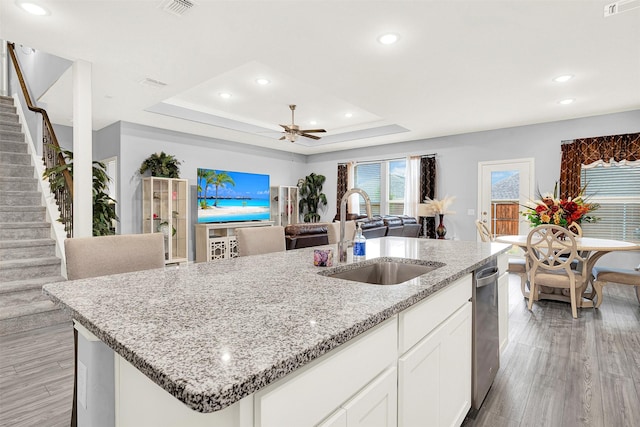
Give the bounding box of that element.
[475,267,499,288]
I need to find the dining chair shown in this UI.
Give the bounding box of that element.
[475,219,529,295]
[64,233,166,427]
[236,226,286,256]
[526,224,587,318]
[592,264,640,308]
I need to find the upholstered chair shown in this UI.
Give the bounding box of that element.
[64,233,165,427]
[592,265,640,308]
[526,224,587,318]
[236,226,286,256]
[65,233,165,280]
[327,220,356,245]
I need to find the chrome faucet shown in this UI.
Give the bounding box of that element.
[339,188,373,262]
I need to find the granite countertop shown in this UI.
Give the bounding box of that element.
[43,237,509,413]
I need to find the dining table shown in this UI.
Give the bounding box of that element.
[495,235,640,308]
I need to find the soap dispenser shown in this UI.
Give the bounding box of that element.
[353,223,366,259]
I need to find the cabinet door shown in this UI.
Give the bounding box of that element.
[317,409,347,427]
[398,302,471,427]
[343,367,397,427]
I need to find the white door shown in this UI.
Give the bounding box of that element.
[478,158,534,239]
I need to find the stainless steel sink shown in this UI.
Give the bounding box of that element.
[322,259,444,285]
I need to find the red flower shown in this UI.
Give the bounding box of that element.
[535,205,547,213]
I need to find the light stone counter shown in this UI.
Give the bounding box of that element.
[43,237,509,413]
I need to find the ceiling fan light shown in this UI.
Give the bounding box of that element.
[285,133,298,143]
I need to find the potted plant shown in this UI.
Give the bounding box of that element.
[138,151,181,178]
[43,145,119,236]
[298,173,328,223]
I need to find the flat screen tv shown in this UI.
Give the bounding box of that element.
[196,168,270,223]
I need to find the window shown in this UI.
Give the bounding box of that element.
[354,159,406,216]
[580,164,640,243]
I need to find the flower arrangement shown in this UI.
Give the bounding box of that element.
[422,195,456,215]
[522,183,599,229]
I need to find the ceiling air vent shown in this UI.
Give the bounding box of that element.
[604,0,640,17]
[139,77,168,88]
[160,0,196,17]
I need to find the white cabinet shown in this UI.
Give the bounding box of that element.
[398,274,472,427]
[497,254,510,353]
[343,367,397,427]
[142,177,188,264]
[270,186,299,226]
[195,222,273,262]
[398,303,472,427]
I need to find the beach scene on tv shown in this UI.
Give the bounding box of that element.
[197,168,270,223]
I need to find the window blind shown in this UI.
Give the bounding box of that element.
[580,165,640,242]
[355,163,381,215]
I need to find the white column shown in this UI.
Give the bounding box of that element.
[1,42,7,96]
[73,60,93,237]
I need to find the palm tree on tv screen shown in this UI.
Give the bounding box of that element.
[212,171,235,207]
[197,169,217,209]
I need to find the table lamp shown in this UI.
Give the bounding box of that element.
[417,203,432,237]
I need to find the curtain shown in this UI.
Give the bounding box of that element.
[420,156,437,238]
[336,163,348,215]
[404,156,420,218]
[559,132,640,199]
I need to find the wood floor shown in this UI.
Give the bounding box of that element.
[0,275,638,427]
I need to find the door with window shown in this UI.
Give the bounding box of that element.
[478,159,534,239]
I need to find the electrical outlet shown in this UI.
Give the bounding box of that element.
[78,361,88,409]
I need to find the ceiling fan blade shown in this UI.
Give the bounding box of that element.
[279,135,286,140]
[299,129,326,133]
[280,124,292,131]
[301,133,321,140]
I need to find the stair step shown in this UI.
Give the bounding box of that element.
[0,205,46,222]
[0,140,28,153]
[0,150,31,165]
[0,287,48,308]
[0,275,64,295]
[0,222,51,239]
[0,257,61,282]
[0,130,24,142]
[0,104,16,115]
[0,176,38,192]
[0,121,21,133]
[0,238,56,261]
[0,96,14,105]
[0,164,34,178]
[0,299,71,337]
[0,190,41,206]
[0,112,19,123]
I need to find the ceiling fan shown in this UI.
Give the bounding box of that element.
[279,104,326,142]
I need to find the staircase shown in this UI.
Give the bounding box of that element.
[0,95,69,336]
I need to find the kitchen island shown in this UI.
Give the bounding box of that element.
[44,237,510,427]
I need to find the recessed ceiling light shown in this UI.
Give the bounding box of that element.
[255,78,270,85]
[378,33,400,45]
[309,120,317,125]
[558,98,575,105]
[553,74,574,83]
[219,92,232,99]
[344,112,353,118]
[16,1,49,15]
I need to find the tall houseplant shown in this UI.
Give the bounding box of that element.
[138,151,181,178]
[43,145,119,236]
[298,173,328,223]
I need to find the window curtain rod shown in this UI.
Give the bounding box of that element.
[338,153,436,166]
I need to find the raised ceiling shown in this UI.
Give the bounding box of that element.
[1,0,639,155]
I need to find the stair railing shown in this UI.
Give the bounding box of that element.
[7,42,73,237]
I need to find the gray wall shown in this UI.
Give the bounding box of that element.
[117,122,308,260]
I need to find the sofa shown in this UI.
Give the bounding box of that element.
[284,215,421,250]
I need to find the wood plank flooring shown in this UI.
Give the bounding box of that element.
[0,275,638,427]
[466,275,640,427]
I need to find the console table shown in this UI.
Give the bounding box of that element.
[195,222,274,262]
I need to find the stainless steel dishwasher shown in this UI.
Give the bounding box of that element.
[471,260,500,410]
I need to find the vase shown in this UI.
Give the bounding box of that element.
[436,214,447,239]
